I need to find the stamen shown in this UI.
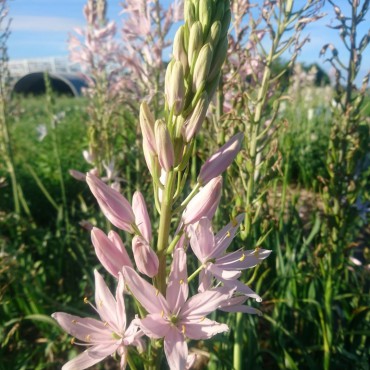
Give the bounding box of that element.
[104,321,109,327]
[98,300,103,308]
[71,319,77,325]
[85,334,91,342]
[155,289,159,296]
[83,297,89,304]
[161,310,164,318]
[200,316,205,322]
[181,325,186,334]
[179,279,184,285]
[70,337,75,345]
[239,253,245,262]
[226,231,231,237]
[254,247,260,257]
[231,218,238,227]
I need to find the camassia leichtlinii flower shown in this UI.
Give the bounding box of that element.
[52,270,144,370]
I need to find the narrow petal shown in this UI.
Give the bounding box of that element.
[62,344,117,370]
[116,273,126,331]
[223,279,262,302]
[212,214,244,258]
[188,218,215,261]
[216,249,268,270]
[198,268,213,292]
[182,318,229,340]
[132,191,152,242]
[181,288,232,319]
[164,328,188,370]
[208,263,241,280]
[94,270,119,331]
[166,249,188,314]
[140,313,171,339]
[122,266,168,314]
[52,313,111,343]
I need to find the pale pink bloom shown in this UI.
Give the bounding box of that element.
[132,191,152,243]
[52,270,144,370]
[132,235,159,278]
[188,216,271,299]
[122,249,232,370]
[86,173,135,233]
[91,227,133,278]
[218,291,262,316]
[198,133,244,184]
[182,176,222,225]
[69,169,86,182]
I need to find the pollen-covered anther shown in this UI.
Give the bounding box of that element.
[226,231,231,237]
[155,289,160,296]
[104,321,109,327]
[199,316,206,322]
[239,253,246,262]
[98,300,103,308]
[179,279,184,285]
[70,337,75,345]
[85,334,91,342]
[71,319,77,324]
[181,325,186,334]
[254,247,260,257]
[83,297,89,304]
[161,310,165,318]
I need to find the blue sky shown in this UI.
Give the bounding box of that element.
[5,0,370,84]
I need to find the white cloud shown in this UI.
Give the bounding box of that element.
[11,15,82,32]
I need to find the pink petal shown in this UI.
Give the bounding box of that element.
[208,263,241,280]
[223,279,262,302]
[91,228,132,278]
[216,248,269,270]
[182,318,229,340]
[132,191,152,243]
[62,344,117,370]
[94,270,119,331]
[86,173,135,233]
[212,214,244,257]
[140,313,171,339]
[52,313,111,343]
[166,249,188,314]
[188,218,215,261]
[122,266,168,314]
[164,328,188,370]
[116,273,127,331]
[181,289,232,319]
[132,236,159,278]
[198,268,213,292]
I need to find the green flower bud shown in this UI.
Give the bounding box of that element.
[208,35,228,81]
[165,60,175,103]
[213,2,224,22]
[168,61,185,115]
[173,26,188,74]
[199,0,212,35]
[155,119,174,171]
[220,8,231,39]
[188,21,203,66]
[185,1,196,26]
[193,43,213,92]
[206,21,221,47]
[140,102,156,155]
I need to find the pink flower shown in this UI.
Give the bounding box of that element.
[122,249,232,370]
[91,227,133,278]
[188,216,271,299]
[52,270,144,370]
[86,173,136,233]
[198,133,244,185]
[132,191,152,243]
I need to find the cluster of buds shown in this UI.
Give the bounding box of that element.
[53,1,271,369]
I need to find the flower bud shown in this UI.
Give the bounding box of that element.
[168,61,185,115]
[208,35,228,81]
[132,236,159,278]
[193,43,213,92]
[132,191,152,243]
[182,92,209,142]
[182,176,223,225]
[213,2,224,21]
[165,60,175,102]
[91,227,133,278]
[198,133,244,184]
[188,21,203,66]
[173,25,188,73]
[206,21,221,48]
[155,119,174,171]
[140,102,156,155]
[221,8,231,39]
[86,173,136,233]
[199,0,212,34]
[184,1,196,26]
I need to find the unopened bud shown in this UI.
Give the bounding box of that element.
[165,60,175,103]
[188,21,203,66]
[208,36,228,81]
[206,21,222,47]
[168,61,185,115]
[173,26,188,73]
[220,9,231,39]
[132,236,159,278]
[199,0,212,35]
[140,102,156,155]
[184,1,196,26]
[193,43,213,91]
[155,119,174,171]
[182,92,209,142]
[213,2,224,21]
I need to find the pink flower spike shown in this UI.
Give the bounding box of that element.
[182,176,222,225]
[91,227,133,278]
[132,235,159,278]
[198,133,244,185]
[86,173,135,233]
[52,270,143,370]
[132,191,152,243]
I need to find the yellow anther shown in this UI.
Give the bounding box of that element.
[254,247,260,257]
[179,279,184,285]
[85,334,91,342]
[239,253,246,262]
[226,231,231,237]
[83,297,89,304]
[155,289,159,296]
[98,300,103,308]
[181,325,186,334]
[104,321,109,327]
[71,319,77,325]
[70,337,75,345]
[161,310,165,318]
[200,316,206,322]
